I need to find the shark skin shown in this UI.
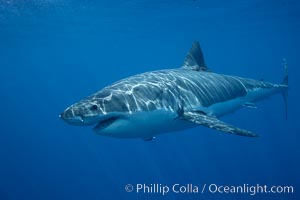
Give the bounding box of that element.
[60,41,288,140]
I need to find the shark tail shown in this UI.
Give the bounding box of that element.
[281,58,288,120]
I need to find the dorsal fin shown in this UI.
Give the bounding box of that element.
[182,41,207,71]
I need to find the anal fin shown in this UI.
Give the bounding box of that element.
[182,111,258,137]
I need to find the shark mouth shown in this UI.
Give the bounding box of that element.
[93,116,119,131]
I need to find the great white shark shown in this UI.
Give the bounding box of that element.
[60,41,288,140]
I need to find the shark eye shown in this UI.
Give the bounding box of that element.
[90,105,98,110]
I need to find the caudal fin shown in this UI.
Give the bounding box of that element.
[281,58,288,119]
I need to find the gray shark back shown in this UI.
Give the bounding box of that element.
[89,68,275,114]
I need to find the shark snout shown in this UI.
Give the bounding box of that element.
[59,103,104,126]
[59,108,73,119]
[59,108,85,125]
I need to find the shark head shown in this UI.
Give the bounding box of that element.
[59,88,130,133]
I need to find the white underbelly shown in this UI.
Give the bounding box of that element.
[94,110,196,139]
[203,87,277,117]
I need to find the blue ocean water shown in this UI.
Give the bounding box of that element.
[0,0,299,199]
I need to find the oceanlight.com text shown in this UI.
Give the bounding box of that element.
[207,183,294,196]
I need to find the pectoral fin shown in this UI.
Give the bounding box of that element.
[182,111,258,137]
